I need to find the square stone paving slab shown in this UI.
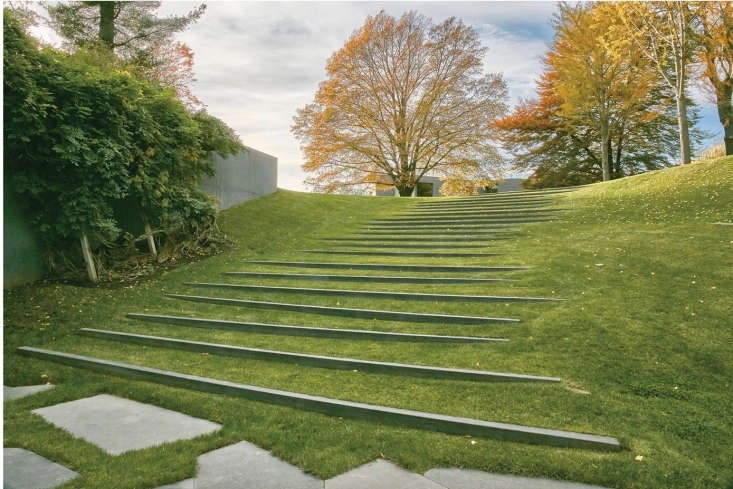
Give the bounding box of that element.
[424,468,611,489]
[325,459,444,489]
[4,384,54,401]
[155,441,323,489]
[4,447,79,489]
[32,394,221,455]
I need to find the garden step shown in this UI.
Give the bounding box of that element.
[361,219,554,228]
[359,224,543,231]
[384,209,563,219]
[127,313,507,343]
[364,218,555,226]
[298,250,503,258]
[414,197,556,207]
[412,202,555,211]
[348,231,513,237]
[370,214,557,221]
[18,347,621,451]
[242,261,528,272]
[186,282,562,303]
[325,243,493,249]
[376,212,558,219]
[401,207,562,215]
[165,294,520,324]
[317,236,510,242]
[225,272,514,283]
[81,328,553,383]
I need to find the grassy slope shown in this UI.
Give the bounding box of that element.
[4,157,732,489]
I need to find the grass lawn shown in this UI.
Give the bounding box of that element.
[4,157,732,489]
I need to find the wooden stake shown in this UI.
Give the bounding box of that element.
[80,233,98,283]
[142,215,157,257]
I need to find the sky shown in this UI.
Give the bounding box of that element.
[30,1,724,191]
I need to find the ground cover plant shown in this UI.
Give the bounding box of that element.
[4,157,732,489]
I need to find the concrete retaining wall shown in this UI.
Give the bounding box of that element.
[4,145,278,288]
[199,146,278,210]
[3,185,45,288]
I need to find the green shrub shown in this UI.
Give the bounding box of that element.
[3,9,242,275]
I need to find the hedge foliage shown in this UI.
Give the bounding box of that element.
[3,9,242,266]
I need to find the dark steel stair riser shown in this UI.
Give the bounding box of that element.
[126,313,507,343]
[80,329,552,383]
[165,294,520,324]
[17,347,621,451]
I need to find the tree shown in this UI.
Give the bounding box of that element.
[696,2,733,155]
[495,4,680,188]
[148,42,202,110]
[609,1,698,165]
[292,11,508,196]
[550,3,668,181]
[45,1,205,60]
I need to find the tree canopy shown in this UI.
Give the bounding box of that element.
[46,1,205,59]
[494,1,711,188]
[292,10,507,196]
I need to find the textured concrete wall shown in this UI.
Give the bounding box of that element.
[199,146,278,210]
[3,186,45,288]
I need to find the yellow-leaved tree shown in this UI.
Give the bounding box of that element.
[551,3,667,181]
[292,11,508,196]
[607,1,699,165]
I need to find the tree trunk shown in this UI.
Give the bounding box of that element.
[676,95,692,164]
[396,184,415,197]
[80,234,98,283]
[716,84,733,156]
[98,2,115,48]
[600,119,611,181]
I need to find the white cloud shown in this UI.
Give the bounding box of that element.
[24,0,724,183]
[159,2,560,190]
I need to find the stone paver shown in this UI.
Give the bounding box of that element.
[4,384,54,401]
[325,459,445,489]
[156,479,195,489]
[32,394,221,455]
[154,441,323,489]
[424,468,611,489]
[3,447,79,489]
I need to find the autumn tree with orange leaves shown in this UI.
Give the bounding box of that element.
[292,11,507,196]
[149,42,202,110]
[495,3,680,188]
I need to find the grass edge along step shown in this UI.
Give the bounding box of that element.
[225,272,515,283]
[186,282,563,303]
[80,328,552,383]
[325,244,495,249]
[17,347,621,451]
[399,208,563,215]
[242,261,528,272]
[165,294,520,324]
[351,232,516,236]
[317,237,510,242]
[298,250,504,258]
[374,212,562,222]
[126,313,508,343]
